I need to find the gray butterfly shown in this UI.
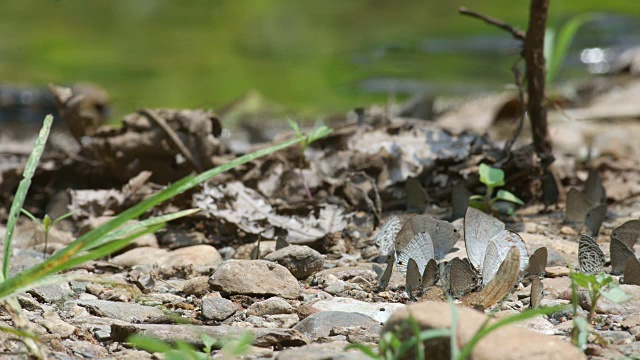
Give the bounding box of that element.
[421,258,439,289]
[464,207,529,285]
[442,257,480,297]
[611,220,640,249]
[584,169,606,206]
[451,181,471,220]
[405,258,421,296]
[623,255,640,286]
[377,252,395,290]
[578,234,605,274]
[610,238,635,275]
[276,236,289,251]
[406,177,428,213]
[397,231,434,276]
[525,247,548,278]
[530,277,544,309]
[375,216,402,258]
[395,214,459,260]
[565,188,606,236]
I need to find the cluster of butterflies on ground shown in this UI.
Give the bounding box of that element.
[373,207,547,310]
[373,169,640,309]
[565,170,640,282]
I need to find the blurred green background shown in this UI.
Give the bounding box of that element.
[1,0,639,118]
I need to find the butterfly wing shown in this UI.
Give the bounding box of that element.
[578,234,605,274]
[610,238,635,275]
[375,216,401,257]
[464,207,505,272]
[397,231,435,276]
[611,220,640,250]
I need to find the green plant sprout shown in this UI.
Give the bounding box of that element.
[20,209,73,259]
[569,272,631,351]
[347,297,566,360]
[287,119,332,199]
[545,14,593,85]
[128,332,254,360]
[0,115,325,358]
[469,164,524,215]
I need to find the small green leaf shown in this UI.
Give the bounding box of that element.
[51,211,74,225]
[43,214,52,232]
[201,334,217,353]
[479,164,505,188]
[287,119,301,137]
[570,272,596,289]
[600,285,633,303]
[495,190,525,205]
[307,125,332,144]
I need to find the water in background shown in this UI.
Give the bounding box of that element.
[1,0,639,119]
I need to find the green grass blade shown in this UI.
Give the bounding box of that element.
[19,208,41,225]
[448,298,460,360]
[128,334,174,353]
[458,305,568,360]
[546,14,593,83]
[2,115,53,279]
[0,135,312,301]
[344,344,379,359]
[81,209,199,251]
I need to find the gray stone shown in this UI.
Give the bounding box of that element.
[182,276,211,296]
[39,310,76,338]
[209,260,300,299]
[311,297,404,324]
[598,330,634,345]
[246,314,299,328]
[111,323,308,348]
[293,311,381,341]
[29,282,74,304]
[76,299,169,323]
[264,245,325,279]
[247,297,294,316]
[62,339,107,358]
[276,341,371,360]
[201,294,237,321]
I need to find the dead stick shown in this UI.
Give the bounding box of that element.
[524,0,553,164]
[458,7,525,41]
[139,108,203,173]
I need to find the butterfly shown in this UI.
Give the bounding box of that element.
[524,247,548,278]
[451,181,471,220]
[464,207,529,285]
[396,232,434,276]
[421,258,439,289]
[405,258,421,296]
[578,234,605,274]
[461,246,521,309]
[565,171,607,236]
[610,220,640,275]
[441,257,480,297]
[529,276,544,309]
[406,177,428,213]
[395,214,459,260]
[374,216,402,258]
[377,252,395,290]
[623,255,640,286]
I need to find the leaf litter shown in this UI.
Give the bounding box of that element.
[2,78,640,358]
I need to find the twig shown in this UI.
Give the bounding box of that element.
[458,7,526,41]
[502,58,527,154]
[139,108,203,173]
[524,0,553,165]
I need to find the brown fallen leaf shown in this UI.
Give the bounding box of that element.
[461,246,520,310]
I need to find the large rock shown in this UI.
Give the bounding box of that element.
[293,311,381,341]
[209,260,300,299]
[264,245,325,279]
[201,294,237,321]
[157,245,222,268]
[311,297,405,324]
[382,301,585,360]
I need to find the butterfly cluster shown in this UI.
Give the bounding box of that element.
[373,208,548,310]
[578,219,640,285]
